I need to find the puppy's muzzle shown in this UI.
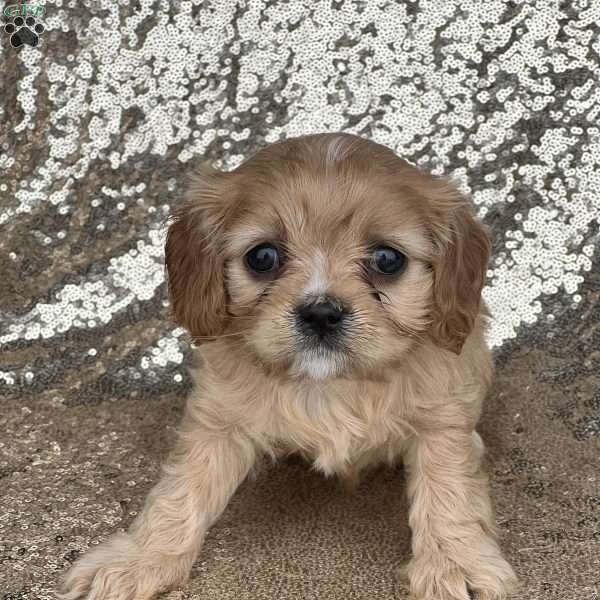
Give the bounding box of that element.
[295,297,348,347]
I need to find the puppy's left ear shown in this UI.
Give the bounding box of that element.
[425,180,492,354]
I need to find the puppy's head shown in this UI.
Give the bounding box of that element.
[166,134,490,379]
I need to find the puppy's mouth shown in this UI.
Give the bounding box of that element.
[289,296,353,379]
[289,345,348,380]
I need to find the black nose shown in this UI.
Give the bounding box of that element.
[296,300,346,337]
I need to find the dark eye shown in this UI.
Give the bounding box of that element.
[245,243,280,273]
[370,246,407,275]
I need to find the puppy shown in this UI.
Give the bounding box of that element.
[60,133,517,600]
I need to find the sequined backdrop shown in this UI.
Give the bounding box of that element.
[1,1,599,599]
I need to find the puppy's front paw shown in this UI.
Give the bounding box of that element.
[57,533,192,600]
[406,547,517,600]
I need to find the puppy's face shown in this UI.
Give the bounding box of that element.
[222,166,433,380]
[166,134,491,380]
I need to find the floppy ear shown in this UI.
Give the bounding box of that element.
[165,162,237,340]
[426,180,492,354]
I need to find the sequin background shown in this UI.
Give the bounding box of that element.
[0,1,598,599]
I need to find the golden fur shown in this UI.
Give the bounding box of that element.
[59,133,517,600]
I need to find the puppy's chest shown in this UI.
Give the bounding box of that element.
[270,379,409,475]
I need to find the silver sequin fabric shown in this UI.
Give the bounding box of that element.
[1,1,598,599]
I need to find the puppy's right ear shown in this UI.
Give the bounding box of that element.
[165,162,238,340]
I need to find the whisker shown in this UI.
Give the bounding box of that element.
[374,289,392,305]
[189,330,248,341]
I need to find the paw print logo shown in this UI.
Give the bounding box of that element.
[4,15,45,48]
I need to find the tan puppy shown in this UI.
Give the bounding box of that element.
[59,133,517,600]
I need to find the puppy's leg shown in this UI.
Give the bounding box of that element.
[58,413,256,600]
[404,428,517,600]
